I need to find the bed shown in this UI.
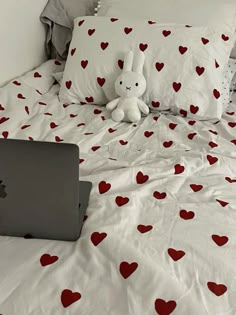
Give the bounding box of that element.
[0,1,236,314]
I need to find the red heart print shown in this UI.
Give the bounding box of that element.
[50,122,58,129]
[110,18,118,22]
[216,199,228,207]
[163,141,173,148]
[66,81,72,89]
[152,101,160,107]
[25,106,29,115]
[212,235,228,246]
[188,132,197,140]
[231,139,236,145]
[188,120,196,126]
[153,191,167,199]
[179,109,187,117]
[80,158,84,164]
[115,196,129,207]
[136,171,149,184]
[70,114,77,118]
[168,248,185,261]
[61,289,81,308]
[44,113,53,116]
[88,29,95,36]
[213,89,220,99]
[17,93,26,99]
[119,261,138,279]
[0,105,5,110]
[155,299,177,315]
[225,177,236,183]
[119,140,128,145]
[34,72,42,78]
[85,97,94,103]
[196,66,205,76]
[201,37,209,45]
[39,102,47,105]
[91,232,107,246]
[0,117,9,124]
[2,131,8,138]
[13,80,21,86]
[92,146,100,151]
[221,34,229,41]
[209,141,218,148]
[55,60,62,65]
[21,125,31,130]
[179,210,195,220]
[155,62,164,72]
[124,27,133,34]
[40,254,58,266]
[173,82,181,92]
[78,19,84,27]
[207,282,227,296]
[118,60,124,69]
[84,132,94,135]
[77,123,85,127]
[139,43,148,51]
[190,105,199,114]
[207,155,218,165]
[144,131,153,138]
[99,181,111,194]
[71,48,76,56]
[55,136,63,142]
[190,184,203,192]
[169,123,177,130]
[228,122,236,128]
[153,116,159,121]
[97,77,106,87]
[94,109,102,114]
[174,164,185,174]
[226,111,235,115]
[162,30,171,37]
[108,128,116,133]
[215,60,219,68]
[179,46,188,54]
[63,103,70,108]
[101,42,109,50]
[81,60,88,69]
[148,20,156,24]
[137,224,153,233]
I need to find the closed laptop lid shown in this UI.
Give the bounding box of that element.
[0,139,80,241]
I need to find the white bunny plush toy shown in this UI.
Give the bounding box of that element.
[106,51,149,123]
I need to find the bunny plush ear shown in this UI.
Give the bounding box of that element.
[133,51,145,74]
[123,51,134,72]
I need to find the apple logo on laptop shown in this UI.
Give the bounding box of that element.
[0,180,7,198]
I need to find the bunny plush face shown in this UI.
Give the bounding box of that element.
[115,71,147,98]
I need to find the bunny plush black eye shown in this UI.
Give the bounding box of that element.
[135,83,139,86]
[120,81,122,85]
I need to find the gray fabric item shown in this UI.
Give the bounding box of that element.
[40,0,98,59]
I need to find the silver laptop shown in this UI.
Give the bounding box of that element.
[0,139,92,241]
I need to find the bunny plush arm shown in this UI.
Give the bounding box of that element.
[137,99,149,115]
[106,98,120,111]
[107,51,149,123]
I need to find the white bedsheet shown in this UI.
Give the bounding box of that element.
[0,60,236,315]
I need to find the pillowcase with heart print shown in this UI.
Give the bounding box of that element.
[59,16,236,121]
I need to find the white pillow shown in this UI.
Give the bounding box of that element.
[96,0,236,58]
[59,16,235,120]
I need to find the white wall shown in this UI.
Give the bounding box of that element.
[0,0,48,86]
